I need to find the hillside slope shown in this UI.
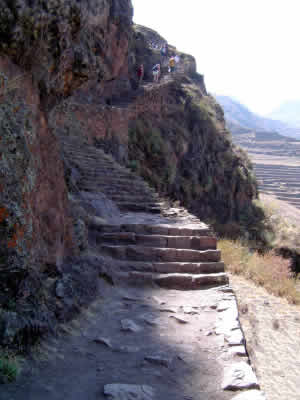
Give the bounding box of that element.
[216,95,300,139]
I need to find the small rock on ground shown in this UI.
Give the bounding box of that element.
[120,319,143,333]
[222,362,259,390]
[104,384,155,400]
[94,337,113,348]
[169,315,188,324]
[144,355,172,368]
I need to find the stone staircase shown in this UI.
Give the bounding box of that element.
[62,136,228,291]
[95,223,228,290]
[62,138,163,213]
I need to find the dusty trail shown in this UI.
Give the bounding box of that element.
[2,281,251,400]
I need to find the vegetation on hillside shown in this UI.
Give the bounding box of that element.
[219,239,300,304]
[128,74,262,240]
[0,352,20,383]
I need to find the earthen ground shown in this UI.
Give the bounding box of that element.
[1,280,245,400]
[230,273,300,400]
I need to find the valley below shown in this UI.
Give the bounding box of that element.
[233,132,300,211]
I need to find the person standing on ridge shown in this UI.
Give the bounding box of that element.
[161,43,167,58]
[137,64,144,84]
[165,43,169,57]
[169,56,175,73]
[152,63,161,83]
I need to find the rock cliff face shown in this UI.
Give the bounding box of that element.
[128,77,257,225]
[0,0,134,343]
[0,0,259,343]
[127,26,258,229]
[0,56,74,305]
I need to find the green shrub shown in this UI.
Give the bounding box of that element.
[0,354,20,383]
[127,159,139,172]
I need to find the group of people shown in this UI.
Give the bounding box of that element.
[137,42,181,84]
[151,54,180,82]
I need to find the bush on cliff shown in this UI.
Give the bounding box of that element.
[0,352,20,383]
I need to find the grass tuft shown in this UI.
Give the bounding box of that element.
[0,353,20,383]
[219,239,300,304]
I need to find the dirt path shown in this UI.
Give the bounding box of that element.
[1,279,261,400]
[230,273,300,400]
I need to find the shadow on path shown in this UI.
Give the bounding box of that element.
[1,279,235,400]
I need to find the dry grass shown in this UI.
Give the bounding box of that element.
[219,239,300,304]
[259,194,300,250]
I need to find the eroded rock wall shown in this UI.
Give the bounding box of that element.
[0,56,73,286]
[0,0,133,99]
[0,0,134,343]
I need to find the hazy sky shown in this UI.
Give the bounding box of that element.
[132,0,300,115]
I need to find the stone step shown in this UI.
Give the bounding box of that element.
[256,170,300,175]
[116,260,225,274]
[255,166,300,170]
[80,178,151,189]
[260,190,300,197]
[106,194,159,202]
[99,233,217,250]
[79,177,151,188]
[273,193,300,199]
[79,185,153,197]
[64,154,115,165]
[79,180,151,191]
[276,195,300,201]
[66,159,119,170]
[256,175,300,181]
[100,245,221,262]
[255,168,300,173]
[256,175,300,179]
[62,146,107,157]
[261,183,300,188]
[101,192,156,201]
[255,170,300,174]
[276,198,300,206]
[80,171,145,181]
[120,271,228,290]
[62,144,109,156]
[70,163,121,173]
[259,186,291,192]
[118,205,161,214]
[92,223,212,236]
[115,202,162,211]
[101,186,156,195]
[69,160,117,170]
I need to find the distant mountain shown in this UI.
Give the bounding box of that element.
[267,100,300,127]
[216,95,300,140]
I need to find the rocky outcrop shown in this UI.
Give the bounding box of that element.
[127,76,258,226]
